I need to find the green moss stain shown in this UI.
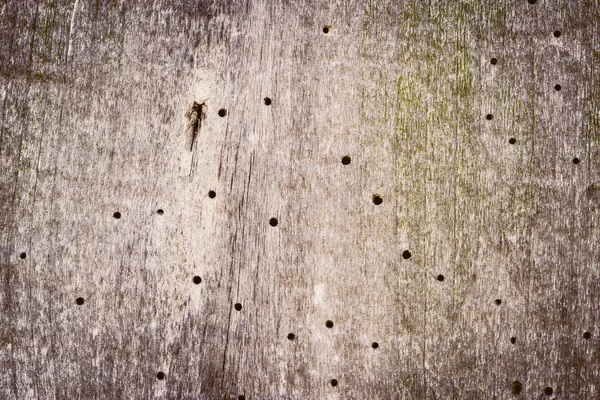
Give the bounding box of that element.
[394,74,423,140]
[401,2,425,43]
[456,49,473,99]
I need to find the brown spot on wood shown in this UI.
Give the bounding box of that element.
[586,183,600,211]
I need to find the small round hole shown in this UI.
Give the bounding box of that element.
[509,137,516,145]
[371,342,379,349]
[553,30,561,38]
[490,58,498,65]
[527,0,537,4]
[238,396,245,400]
[156,209,164,215]
[544,387,553,396]
[19,252,26,259]
[554,84,562,91]
[75,297,85,305]
[269,217,279,227]
[234,303,242,311]
[218,108,227,117]
[263,97,272,106]
[402,250,411,260]
[436,274,444,281]
[325,320,334,329]
[192,276,202,284]
[330,379,338,387]
[113,212,121,219]
[323,26,330,34]
[486,114,493,120]
[372,194,383,205]
[287,333,295,340]
[156,371,165,380]
[495,299,502,306]
[512,381,523,394]
[341,155,351,165]
[583,331,592,340]
[208,190,216,198]
[573,157,580,165]
[510,337,517,344]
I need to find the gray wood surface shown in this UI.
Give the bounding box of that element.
[1,0,599,398]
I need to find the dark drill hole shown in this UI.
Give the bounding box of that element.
[490,58,498,65]
[486,114,493,120]
[330,379,338,387]
[527,0,537,4]
[208,190,216,198]
[495,299,502,306]
[20,252,26,259]
[553,30,561,37]
[554,84,562,91]
[371,342,379,349]
[512,381,523,394]
[269,217,279,227]
[510,337,517,344]
[234,303,242,311]
[113,212,121,219]
[264,97,272,106]
[372,194,383,205]
[509,137,516,144]
[238,396,245,400]
[341,155,351,165]
[218,108,227,117]
[325,320,334,328]
[544,387,553,396]
[156,209,164,215]
[323,26,330,34]
[156,371,165,380]
[402,250,411,260]
[192,276,202,284]
[287,333,295,340]
[437,274,445,281]
[583,331,592,340]
[75,297,85,305]
[573,157,580,165]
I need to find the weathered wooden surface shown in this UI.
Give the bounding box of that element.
[1,0,600,398]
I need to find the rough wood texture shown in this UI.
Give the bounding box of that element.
[1,0,600,399]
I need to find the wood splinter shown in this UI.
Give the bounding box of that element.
[186,101,207,151]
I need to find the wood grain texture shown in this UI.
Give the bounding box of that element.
[1,0,600,399]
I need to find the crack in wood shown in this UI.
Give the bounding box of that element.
[186,101,207,151]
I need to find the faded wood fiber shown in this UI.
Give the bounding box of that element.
[1,0,600,399]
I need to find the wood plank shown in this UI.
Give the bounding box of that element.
[1,0,599,398]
